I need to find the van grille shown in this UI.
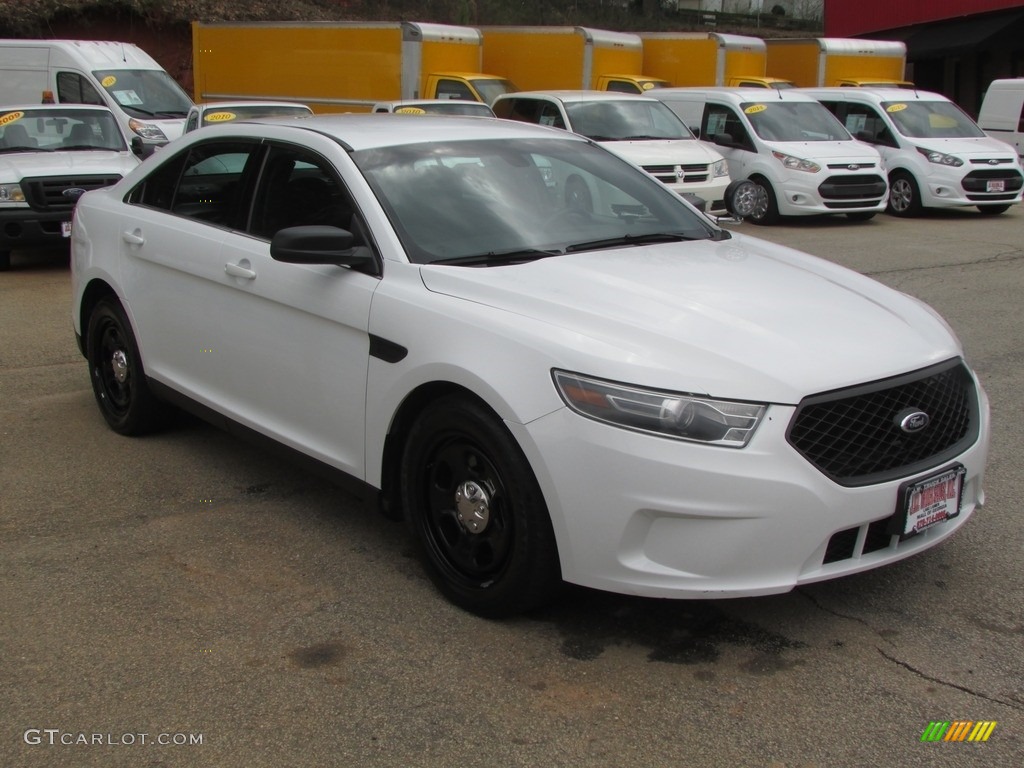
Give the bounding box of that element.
[817,174,887,201]
[960,168,1023,194]
[21,175,122,211]
[642,164,710,185]
[786,358,979,487]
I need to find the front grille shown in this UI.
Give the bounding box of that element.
[969,158,1015,165]
[22,175,122,211]
[817,174,887,200]
[826,162,877,170]
[822,519,897,564]
[787,358,980,487]
[642,163,710,185]
[960,168,1023,194]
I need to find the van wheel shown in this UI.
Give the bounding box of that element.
[744,178,780,225]
[846,211,877,222]
[887,171,922,217]
[0,250,10,271]
[977,204,1010,215]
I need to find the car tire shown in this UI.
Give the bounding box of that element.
[400,394,562,618]
[977,204,1011,215]
[887,171,922,217]
[846,211,877,221]
[86,297,170,435]
[0,250,10,271]
[744,177,780,226]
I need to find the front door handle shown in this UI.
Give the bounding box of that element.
[121,230,145,245]
[224,261,256,280]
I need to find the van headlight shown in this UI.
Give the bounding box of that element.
[771,151,820,173]
[0,183,26,204]
[553,370,766,447]
[712,159,729,178]
[917,147,963,167]
[128,119,168,141]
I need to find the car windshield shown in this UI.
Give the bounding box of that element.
[881,100,986,139]
[354,137,716,265]
[0,108,127,152]
[401,102,494,117]
[741,101,851,142]
[469,78,517,106]
[94,68,192,119]
[564,100,694,140]
[202,105,312,125]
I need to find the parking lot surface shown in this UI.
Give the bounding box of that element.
[2,208,1022,767]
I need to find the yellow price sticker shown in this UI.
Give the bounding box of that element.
[0,110,25,126]
[394,107,427,114]
[204,111,238,122]
[886,103,908,113]
[744,104,767,114]
[101,76,117,88]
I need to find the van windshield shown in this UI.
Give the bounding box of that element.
[93,69,192,119]
[881,100,986,139]
[564,100,694,141]
[741,101,851,142]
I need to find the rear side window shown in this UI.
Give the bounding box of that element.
[56,72,104,106]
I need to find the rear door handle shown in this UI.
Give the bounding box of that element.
[121,230,145,245]
[224,262,256,280]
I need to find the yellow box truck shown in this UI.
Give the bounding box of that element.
[765,38,910,88]
[639,32,793,89]
[192,21,516,112]
[480,26,668,94]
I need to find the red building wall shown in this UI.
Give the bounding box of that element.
[825,0,1024,37]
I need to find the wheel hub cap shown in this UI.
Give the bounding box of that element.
[454,481,490,534]
[111,350,129,383]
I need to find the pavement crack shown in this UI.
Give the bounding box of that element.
[796,588,895,645]
[877,647,1023,710]
[863,246,1024,277]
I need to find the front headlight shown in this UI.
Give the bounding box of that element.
[916,147,963,167]
[711,159,729,178]
[771,151,820,173]
[0,183,26,204]
[128,119,168,141]
[553,370,766,447]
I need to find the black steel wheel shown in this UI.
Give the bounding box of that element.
[86,297,169,435]
[401,395,561,617]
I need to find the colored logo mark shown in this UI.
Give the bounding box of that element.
[921,721,997,742]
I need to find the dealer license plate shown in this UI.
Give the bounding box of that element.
[894,465,966,538]
[986,180,1005,192]
[61,220,72,238]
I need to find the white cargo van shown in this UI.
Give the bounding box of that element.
[491,90,731,214]
[0,39,192,155]
[978,78,1024,160]
[803,87,1023,216]
[652,87,887,224]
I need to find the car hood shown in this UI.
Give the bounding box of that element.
[419,233,960,404]
[0,150,139,178]
[761,140,882,163]
[600,138,724,166]
[907,135,1019,158]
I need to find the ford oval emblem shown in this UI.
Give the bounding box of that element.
[62,188,88,201]
[897,409,930,433]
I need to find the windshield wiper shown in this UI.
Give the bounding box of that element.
[564,232,705,253]
[431,247,564,267]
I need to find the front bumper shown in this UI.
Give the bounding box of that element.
[0,209,71,252]
[510,385,989,599]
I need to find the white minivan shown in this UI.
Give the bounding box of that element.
[803,87,1023,216]
[0,39,192,155]
[491,90,732,214]
[651,87,887,224]
[977,78,1024,160]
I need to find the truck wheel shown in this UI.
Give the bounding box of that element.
[977,204,1010,215]
[887,171,922,217]
[400,394,562,618]
[744,177,780,225]
[0,250,10,271]
[86,297,171,435]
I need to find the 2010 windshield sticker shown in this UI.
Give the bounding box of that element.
[101,76,117,88]
[204,111,238,123]
[0,111,25,126]
[744,104,767,114]
[395,107,426,114]
[887,103,908,112]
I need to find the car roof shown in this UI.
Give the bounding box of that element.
[194,113,590,151]
[652,87,822,103]
[0,104,118,114]
[196,101,312,111]
[798,87,948,102]
[494,90,657,103]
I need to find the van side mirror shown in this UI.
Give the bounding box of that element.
[854,130,876,143]
[130,136,146,158]
[712,133,738,149]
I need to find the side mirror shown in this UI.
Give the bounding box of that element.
[854,130,876,143]
[130,136,147,158]
[712,132,738,149]
[270,225,374,270]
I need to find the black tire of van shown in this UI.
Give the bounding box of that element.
[745,176,780,226]
[977,204,1011,215]
[0,251,9,271]
[887,171,922,217]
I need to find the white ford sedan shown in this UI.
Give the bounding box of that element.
[70,115,990,617]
